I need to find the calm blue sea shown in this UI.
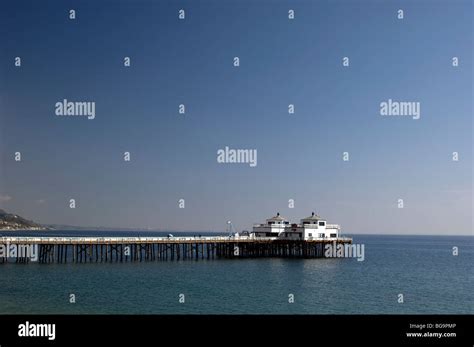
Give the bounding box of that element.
[0,231,472,314]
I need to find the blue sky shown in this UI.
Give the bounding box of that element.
[0,0,472,234]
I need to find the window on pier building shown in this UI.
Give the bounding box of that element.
[330,233,337,237]
[319,221,325,226]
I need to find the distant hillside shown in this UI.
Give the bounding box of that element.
[0,209,47,230]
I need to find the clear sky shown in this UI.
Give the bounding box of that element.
[0,0,472,234]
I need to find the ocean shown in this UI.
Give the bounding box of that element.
[0,232,472,314]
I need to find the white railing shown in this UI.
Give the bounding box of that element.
[326,224,341,229]
[0,235,273,244]
[0,235,352,244]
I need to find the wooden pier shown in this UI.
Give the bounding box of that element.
[0,236,352,264]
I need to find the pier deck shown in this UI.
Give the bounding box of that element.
[0,236,353,263]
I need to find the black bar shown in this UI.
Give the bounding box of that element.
[0,315,472,346]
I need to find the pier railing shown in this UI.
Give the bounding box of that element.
[1,235,352,244]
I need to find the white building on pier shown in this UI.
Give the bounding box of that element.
[251,212,341,240]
